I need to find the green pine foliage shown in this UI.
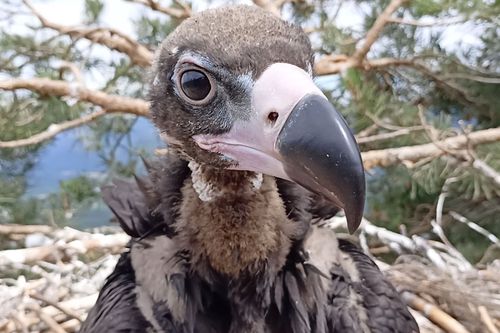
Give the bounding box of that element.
[0,0,498,262]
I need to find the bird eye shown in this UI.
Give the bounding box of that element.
[178,69,214,104]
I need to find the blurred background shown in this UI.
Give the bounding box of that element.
[1,0,498,261]
[0,0,499,332]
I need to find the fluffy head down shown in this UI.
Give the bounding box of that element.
[149,5,313,166]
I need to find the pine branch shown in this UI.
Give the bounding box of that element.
[125,0,191,19]
[314,55,417,75]
[0,77,150,148]
[362,127,500,170]
[317,56,479,109]
[315,0,406,74]
[0,109,107,148]
[0,78,149,116]
[23,0,153,67]
[352,0,406,62]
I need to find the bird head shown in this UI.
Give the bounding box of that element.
[149,5,365,232]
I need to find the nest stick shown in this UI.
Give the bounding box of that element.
[402,291,471,333]
[478,306,500,333]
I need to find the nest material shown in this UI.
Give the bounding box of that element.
[387,257,500,333]
[0,223,499,333]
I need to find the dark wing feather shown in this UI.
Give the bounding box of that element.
[276,179,340,226]
[81,154,192,332]
[78,252,152,333]
[284,270,311,332]
[101,153,189,238]
[309,193,341,222]
[303,227,418,333]
[337,239,419,333]
[102,179,157,238]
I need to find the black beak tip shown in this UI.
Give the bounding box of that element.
[345,195,365,234]
[277,94,366,233]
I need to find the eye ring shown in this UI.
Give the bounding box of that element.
[176,65,216,106]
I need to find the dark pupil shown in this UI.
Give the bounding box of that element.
[180,70,211,101]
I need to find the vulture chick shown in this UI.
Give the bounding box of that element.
[80,5,418,333]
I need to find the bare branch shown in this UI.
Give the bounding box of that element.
[362,127,500,170]
[126,0,191,19]
[23,0,153,67]
[0,78,149,116]
[0,110,107,148]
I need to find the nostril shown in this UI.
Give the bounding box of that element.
[267,111,279,124]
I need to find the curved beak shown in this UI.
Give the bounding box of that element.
[276,94,365,232]
[193,63,365,232]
